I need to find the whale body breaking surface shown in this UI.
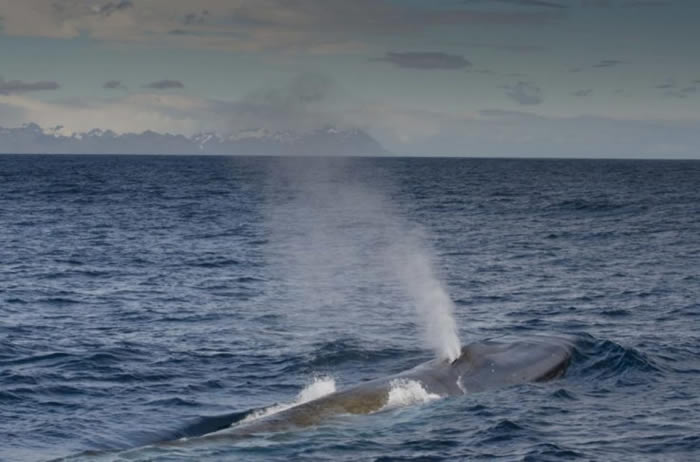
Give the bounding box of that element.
[170,335,573,445]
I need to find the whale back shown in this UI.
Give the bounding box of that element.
[179,336,573,443]
[450,336,573,392]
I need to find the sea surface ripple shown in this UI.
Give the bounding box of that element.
[1,155,699,461]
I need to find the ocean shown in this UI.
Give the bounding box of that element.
[1,154,698,461]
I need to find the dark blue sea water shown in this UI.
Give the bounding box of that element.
[1,155,699,461]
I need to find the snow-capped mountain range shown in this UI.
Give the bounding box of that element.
[0,124,386,156]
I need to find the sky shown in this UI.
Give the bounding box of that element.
[0,0,699,157]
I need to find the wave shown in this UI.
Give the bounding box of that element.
[306,339,416,368]
[548,198,629,213]
[568,334,663,383]
[184,257,241,268]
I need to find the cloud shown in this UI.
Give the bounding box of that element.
[3,89,700,158]
[144,80,185,90]
[0,122,384,156]
[465,0,566,8]
[0,93,203,135]
[0,73,339,137]
[622,1,672,7]
[653,79,697,98]
[0,1,563,52]
[654,82,675,89]
[464,42,545,53]
[581,0,612,6]
[572,89,593,97]
[245,73,333,106]
[103,80,126,90]
[592,59,622,68]
[95,0,134,16]
[505,81,543,105]
[570,60,622,71]
[517,0,566,6]
[352,105,700,158]
[478,109,539,118]
[663,86,697,99]
[375,52,472,70]
[0,78,60,95]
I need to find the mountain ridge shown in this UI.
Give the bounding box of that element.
[0,123,387,156]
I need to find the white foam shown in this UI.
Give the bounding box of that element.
[383,379,442,410]
[238,376,336,424]
[297,376,337,403]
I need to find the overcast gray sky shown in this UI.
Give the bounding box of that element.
[0,0,699,157]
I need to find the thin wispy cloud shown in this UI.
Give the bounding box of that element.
[144,80,184,90]
[592,59,622,68]
[465,0,566,8]
[654,81,675,89]
[520,0,566,6]
[653,79,698,98]
[570,60,623,71]
[622,1,672,7]
[94,0,134,16]
[479,109,538,118]
[0,73,342,138]
[505,81,543,105]
[0,1,563,53]
[183,10,210,26]
[375,52,472,70]
[664,86,697,99]
[470,69,495,75]
[0,78,60,95]
[0,0,698,158]
[244,73,333,107]
[464,42,546,53]
[103,80,126,90]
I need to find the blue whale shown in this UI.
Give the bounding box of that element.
[174,335,573,443]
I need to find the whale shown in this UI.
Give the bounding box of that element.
[49,335,574,460]
[169,335,573,445]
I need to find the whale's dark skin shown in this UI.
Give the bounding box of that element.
[49,336,574,459]
[174,335,573,444]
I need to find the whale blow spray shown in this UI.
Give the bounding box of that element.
[393,247,461,361]
[264,158,461,360]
